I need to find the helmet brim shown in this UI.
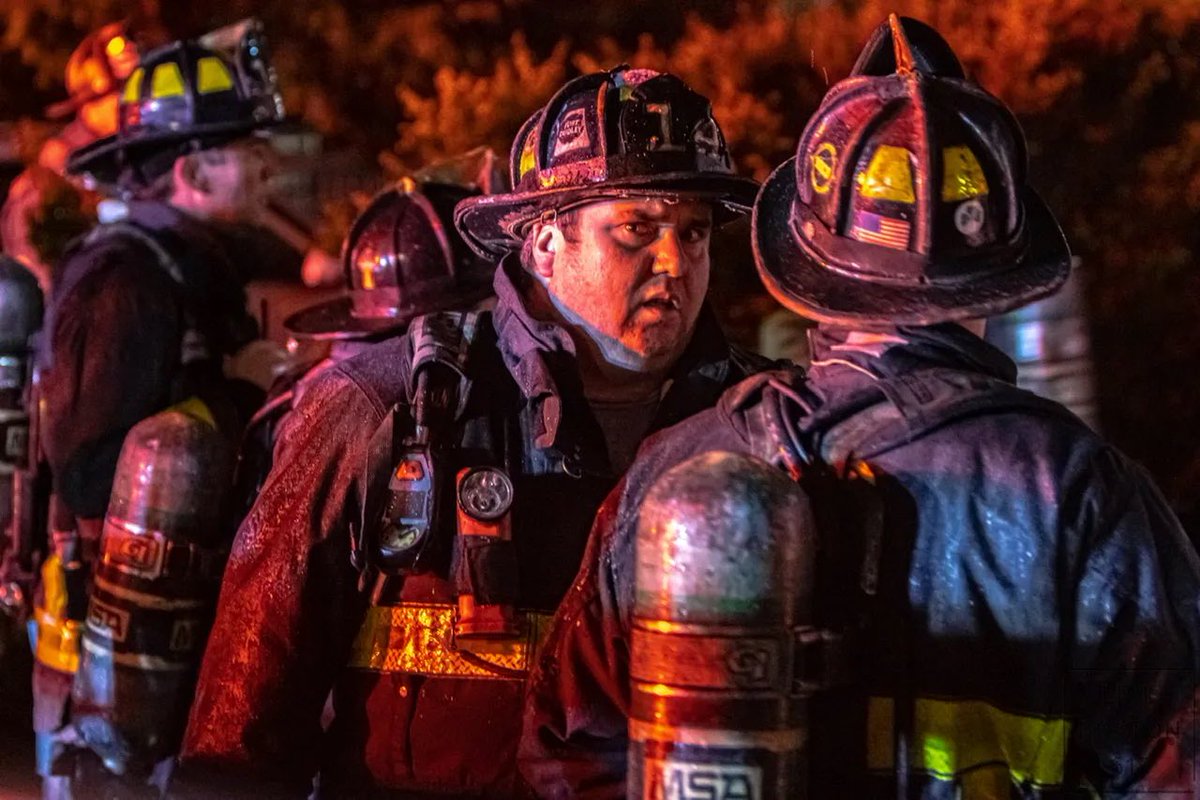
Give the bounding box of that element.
[454,172,760,259]
[283,296,411,342]
[66,117,279,185]
[752,157,1072,327]
[284,276,496,342]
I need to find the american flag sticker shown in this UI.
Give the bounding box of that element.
[850,209,911,250]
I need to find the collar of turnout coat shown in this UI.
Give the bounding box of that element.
[807,322,1018,388]
[487,253,743,452]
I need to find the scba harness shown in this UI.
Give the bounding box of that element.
[353,311,551,680]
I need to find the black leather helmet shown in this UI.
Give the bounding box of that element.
[285,179,495,341]
[67,20,283,188]
[455,66,759,258]
[753,15,1070,326]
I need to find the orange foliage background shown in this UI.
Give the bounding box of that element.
[2,0,1200,514]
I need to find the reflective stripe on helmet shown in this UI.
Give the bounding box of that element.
[196,57,235,94]
[150,62,186,99]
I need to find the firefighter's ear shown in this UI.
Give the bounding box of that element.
[174,153,210,196]
[530,222,559,280]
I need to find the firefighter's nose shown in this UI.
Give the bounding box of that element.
[651,229,683,278]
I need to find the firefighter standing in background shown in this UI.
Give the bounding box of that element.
[176,66,767,798]
[521,17,1200,797]
[0,23,141,293]
[237,176,498,513]
[31,25,287,795]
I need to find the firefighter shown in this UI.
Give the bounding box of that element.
[0,22,141,292]
[176,66,767,798]
[520,17,1200,798]
[236,175,498,513]
[31,24,287,795]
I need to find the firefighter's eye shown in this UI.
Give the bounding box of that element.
[619,221,656,239]
[680,224,710,245]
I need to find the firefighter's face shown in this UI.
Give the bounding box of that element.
[531,197,713,373]
[188,139,278,222]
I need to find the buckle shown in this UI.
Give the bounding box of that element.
[792,626,849,693]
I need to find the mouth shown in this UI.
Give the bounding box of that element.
[637,294,682,314]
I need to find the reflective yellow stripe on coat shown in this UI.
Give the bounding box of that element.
[348,603,553,680]
[867,696,1071,790]
[33,554,81,674]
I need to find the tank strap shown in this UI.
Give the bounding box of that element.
[78,221,210,365]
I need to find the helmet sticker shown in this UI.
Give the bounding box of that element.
[857,144,915,203]
[810,142,837,195]
[849,209,911,250]
[357,253,378,290]
[942,145,989,201]
[954,199,986,239]
[552,107,591,158]
[151,63,186,99]
[518,132,537,180]
[122,68,144,104]
[196,57,235,95]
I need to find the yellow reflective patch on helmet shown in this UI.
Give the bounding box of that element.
[858,145,915,203]
[942,146,989,201]
[196,56,235,95]
[518,133,537,180]
[122,68,144,104]
[150,62,186,99]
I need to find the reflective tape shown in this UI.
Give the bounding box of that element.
[857,145,915,203]
[33,554,80,674]
[123,68,144,104]
[348,603,552,680]
[942,146,990,202]
[151,62,186,99]
[196,57,234,94]
[867,696,1071,788]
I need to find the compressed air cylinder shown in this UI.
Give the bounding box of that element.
[0,256,43,598]
[986,261,1098,429]
[71,404,231,774]
[629,451,816,800]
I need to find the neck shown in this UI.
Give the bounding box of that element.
[523,278,670,404]
[166,191,211,221]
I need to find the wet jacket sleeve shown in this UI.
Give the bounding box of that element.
[1068,445,1200,796]
[41,251,183,519]
[175,369,382,797]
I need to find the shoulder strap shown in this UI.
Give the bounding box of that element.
[70,221,210,365]
[356,312,499,578]
[406,310,488,424]
[82,221,186,287]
